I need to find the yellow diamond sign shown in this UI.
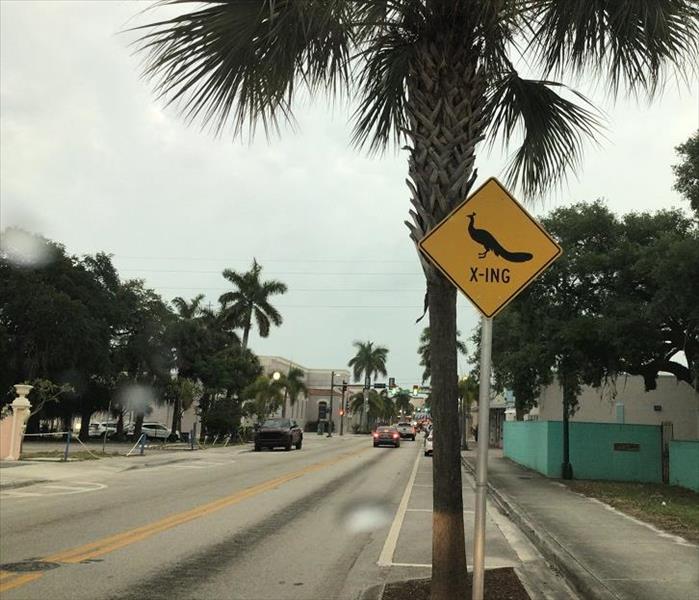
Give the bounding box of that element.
[418,177,562,318]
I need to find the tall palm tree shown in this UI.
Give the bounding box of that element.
[134,3,699,596]
[348,340,389,386]
[218,259,287,350]
[279,366,307,418]
[418,327,467,384]
[348,340,389,431]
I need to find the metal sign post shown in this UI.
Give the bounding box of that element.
[471,316,493,600]
[417,177,562,600]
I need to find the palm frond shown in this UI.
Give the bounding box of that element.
[485,72,604,198]
[351,15,414,152]
[254,308,271,337]
[132,0,355,137]
[528,0,699,97]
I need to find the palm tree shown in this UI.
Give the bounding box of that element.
[418,327,467,384]
[349,389,394,427]
[218,259,287,350]
[278,367,307,419]
[348,340,389,431]
[171,294,206,320]
[242,375,284,423]
[134,4,699,597]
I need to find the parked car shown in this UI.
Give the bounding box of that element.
[395,422,416,440]
[373,426,401,448]
[126,422,174,440]
[88,421,118,438]
[424,431,433,456]
[254,418,303,451]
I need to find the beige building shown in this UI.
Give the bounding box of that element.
[259,356,350,431]
[531,374,698,441]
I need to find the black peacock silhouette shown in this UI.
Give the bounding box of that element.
[466,213,533,263]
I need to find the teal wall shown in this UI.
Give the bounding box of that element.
[503,421,560,477]
[504,421,662,482]
[669,441,699,492]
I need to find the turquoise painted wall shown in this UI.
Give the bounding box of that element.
[503,421,559,476]
[504,421,662,482]
[669,441,699,492]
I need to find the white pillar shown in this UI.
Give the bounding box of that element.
[3,384,33,460]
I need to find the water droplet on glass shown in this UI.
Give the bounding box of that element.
[339,499,392,533]
[1,228,55,268]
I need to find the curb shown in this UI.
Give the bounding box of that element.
[0,478,49,491]
[461,456,619,600]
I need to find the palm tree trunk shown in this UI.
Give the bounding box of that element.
[404,39,486,600]
[429,276,467,597]
[242,322,251,350]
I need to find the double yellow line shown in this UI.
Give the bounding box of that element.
[0,445,369,593]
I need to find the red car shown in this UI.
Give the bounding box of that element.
[373,426,401,448]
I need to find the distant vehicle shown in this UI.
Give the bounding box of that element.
[88,421,118,438]
[254,418,303,451]
[373,426,401,448]
[126,422,174,440]
[395,422,416,440]
[424,432,433,457]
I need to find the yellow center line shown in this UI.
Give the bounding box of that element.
[0,445,369,593]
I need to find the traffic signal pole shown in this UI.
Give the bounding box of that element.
[328,371,335,438]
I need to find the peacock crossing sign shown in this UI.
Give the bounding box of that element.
[418,177,562,318]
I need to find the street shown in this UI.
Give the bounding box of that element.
[0,436,566,600]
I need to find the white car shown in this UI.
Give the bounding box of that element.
[127,422,174,440]
[395,422,416,440]
[88,421,118,438]
[424,431,433,456]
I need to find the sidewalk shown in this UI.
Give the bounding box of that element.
[463,449,699,600]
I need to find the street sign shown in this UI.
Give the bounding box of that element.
[418,177,562,317]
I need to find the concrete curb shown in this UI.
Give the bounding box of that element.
[461,456,619,600]
[0,478,49,490]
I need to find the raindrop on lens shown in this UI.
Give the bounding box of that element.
[339,499,392,533]
[1,228,55,268]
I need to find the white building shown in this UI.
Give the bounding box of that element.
[530,374,698,441]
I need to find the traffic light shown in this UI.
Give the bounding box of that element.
[342,381,348,393]
[339,409,345,416]
[389,377,396,388]
[412,385,419,395]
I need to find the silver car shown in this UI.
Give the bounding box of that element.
[424,431,433,456]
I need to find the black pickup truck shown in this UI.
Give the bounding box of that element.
[254,418,303,451]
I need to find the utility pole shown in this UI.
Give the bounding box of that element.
[327,371,335,438]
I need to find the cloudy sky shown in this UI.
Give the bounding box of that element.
[2,1,697,387]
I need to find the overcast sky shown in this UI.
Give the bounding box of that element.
[2,1,698,387]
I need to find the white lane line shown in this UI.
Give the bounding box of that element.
[377,449,422,567]
[43,485,96,491]
[0,482,106,498]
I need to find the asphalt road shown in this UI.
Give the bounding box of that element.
[0,435,572,600]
